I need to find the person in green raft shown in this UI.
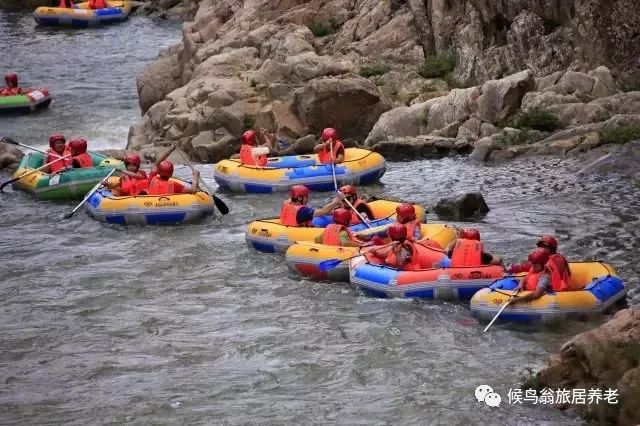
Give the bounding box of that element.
[0,73,22,97]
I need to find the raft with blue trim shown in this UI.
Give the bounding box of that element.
[34,0,132,27]
[85,185,215,225]
[246,199,425,253]
[470,262,626,324]
[349,251,506,300]
[11,151,123,201]
[0,89,51,114]
[214,148,386,194]
[285,223,458,282]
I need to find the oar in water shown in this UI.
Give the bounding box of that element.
[0,154,71,191]
[483,289,520,332]
[62,168,116,219]
[317,242,395,271]
[176,149,229,215]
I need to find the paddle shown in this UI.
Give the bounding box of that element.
[62,168,116,219]
[176,149,229,215]
[318,241,396,271]
[1,135,108,159]
[0,154,72,192]
[483,289,520,332]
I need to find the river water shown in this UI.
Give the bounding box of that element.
[1,9,639,426]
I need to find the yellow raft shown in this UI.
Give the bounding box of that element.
[246,200,426,253]
[470,262,626,324]
[34,0,132,27]
[285,224,458,282]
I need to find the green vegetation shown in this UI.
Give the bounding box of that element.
[308,22,332,37]
[359,63,391,78]
[598,126,640,144]
[419,52,456,78]
[242,114,255,131]
[250,79,258,88]
[502,108,561,132]
[493,130,533,148]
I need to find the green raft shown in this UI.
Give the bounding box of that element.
[12,152,124,201]
[0,89,52,114]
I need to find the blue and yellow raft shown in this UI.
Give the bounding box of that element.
[34,0,132,27]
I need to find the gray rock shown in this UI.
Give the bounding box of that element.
[556,70,596,96]
[488,149,516,163]
[480,122,499,137]
[477,69,535,124]
[469,136,494,162]
[434,192,490,220]
[365,101,432,146]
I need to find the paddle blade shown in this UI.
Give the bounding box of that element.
[213,195,230,215]
[318,258,344,272]
[62,211,74,219]
[0,136,17,145]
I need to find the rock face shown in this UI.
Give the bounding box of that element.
[433,192,490,220]
[131,0,640,162]
[0,143,24,172]
[532,308,640,425]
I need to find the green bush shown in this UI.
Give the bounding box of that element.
[308,22,332,37]
[359,63,391,78]
[419,52,456,78]
[598,126,640,144]
[242,114,255,131]
[504,108,561,132]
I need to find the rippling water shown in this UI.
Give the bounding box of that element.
[1,10,639,426]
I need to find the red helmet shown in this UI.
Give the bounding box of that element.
[69,138,87,154]
[388,223,407,241]
[157,160,174,178]
[124,153,141,167]
[339,185,356,196]
[49,133,65,148]
[528,247,550,265]
[332,208,351,225]
[460,228,480,241]
[4,73,18,87]
[290,185,310,199]
[396,203,416,222]
[242,130,256,145]
[321,127,337,141]
[537,235,558,251]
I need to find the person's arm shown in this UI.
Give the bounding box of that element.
[313,141,328,153]
[182,171,200,194]
[333,150,345,164]
[339,230,361,247]
[155,143,178,168]
[481,251,502,266]
[513,274,550,304]
[356,203,373,220]
[312,193,345,217]
[119,170,147,179]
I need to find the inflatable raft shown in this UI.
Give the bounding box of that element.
[349,251,506,300]
[0,89,51,114]
[285,223,458,282]
[34,0,132,27]
[246,200,425,253]
[85,185,215,225]
[214,148,386,193]
[11,152,123,201]
[470,262,626,324]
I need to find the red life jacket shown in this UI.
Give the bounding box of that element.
[404,219,421,241]
[450,238,483,267]
[386,241,446,271]
[385,242,420,271]
[239,144,267,167]
[346,198,369,224]
[0,87,20,96]
[72,153,93,168]
[279,200,310,227]
[522,262,567,293]
[322,224,355,246]
[88,0,107,8]
[120,171,149,196]
[147,177,177,195]
[45,148,72,173]
[58,0,74,8]
[546,253,571,290]
[317,140,345,164]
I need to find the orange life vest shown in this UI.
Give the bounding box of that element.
[72,153,93,168]
[404,219,422,241]
[0,87,20,96]
[322,224,355,246]
[45,148,72,173]
[147,177,176,195]
[546,253,571,290]
[450,238,483,267]
[522,261,568,292]
[386,240,447,271]
[120,171,149,196]
[280,200,310,227]
[88,0,107,8]
[385,242,419,271]
[317,140,345,164]
[239,144,267,167]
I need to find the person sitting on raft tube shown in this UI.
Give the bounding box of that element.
[68,138,93,169]
[314,208,371,247]
[395,203,423,241]
[507,234,570,278]
[338,185,373,224]
[87,0,107,9]
[148,142,179,181]
[280,184,345,227]
[314,127,345,165]
[57,0,76,8]
[105,153,149,196]
[147,161,200,195]
[370,223,448,271]
[43,133,72,174]
[446,228,502,267]
[239,130,270,167]
[0,73,22,97]
[512,247,571,304]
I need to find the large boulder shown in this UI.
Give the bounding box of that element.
[425,87,481,134]
[477,69,535,124]
[137,51,182,115]
[254,101,305,140]
[293,77,391,139]
[364,101,432,146]
[433,192,490,219]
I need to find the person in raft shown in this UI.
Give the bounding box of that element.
[370,223,448,271]
[42,133,72,174]
[511,247,572,304]
[507,235,570,278]
[314,208,372,247]
[104,153,149,196]
[314,127,345,164]
[87,0,107,8]
[395,203,423,241]
[338,185,373,224]
[0,73,22,97]
[68,138,93,169]
[258,127,289,155]
[57,0,76,8]
[148,142,179,180]
[280,184,345,227]
[239,130,270,167]
[446,228,502,267]
[146,161,200,195]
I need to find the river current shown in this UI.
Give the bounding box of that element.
[1,10,638,426]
